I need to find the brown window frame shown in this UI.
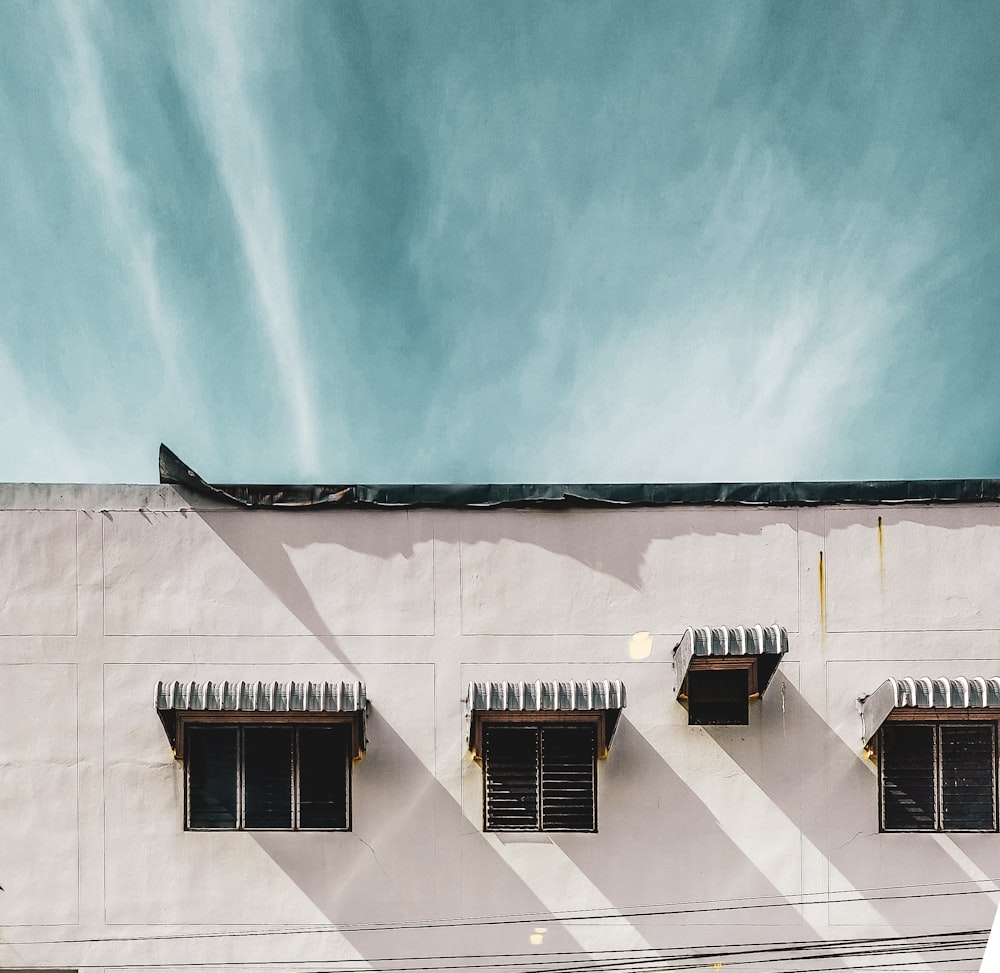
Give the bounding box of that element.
[480,718,598,834]
[877,715,998,834]
[679,658,760,726]
[183,717,354,832]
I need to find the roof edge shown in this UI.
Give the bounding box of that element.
[159,445,1000,510]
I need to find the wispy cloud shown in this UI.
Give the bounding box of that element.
[57,0,184,386]
[172,3,321,475]
[3,2,991,483]
[0,337,143,481]
[491,133,939,482]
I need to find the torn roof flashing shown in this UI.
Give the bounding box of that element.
[159,444,1000,511]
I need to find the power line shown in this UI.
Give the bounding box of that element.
[5,930,988,972]
[11,939,987,973]
[6,877,998,945]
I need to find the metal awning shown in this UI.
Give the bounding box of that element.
[673,625,788,699]
[858,677,1000,745]
[156,680,367,757]
[467,680,626,757]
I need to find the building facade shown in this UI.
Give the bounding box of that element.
[2,458,999,972]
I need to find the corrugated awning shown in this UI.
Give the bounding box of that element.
[156,680,367,757]
[858,677,1000,745]
[673,625,788,700]
[467,680,626,757]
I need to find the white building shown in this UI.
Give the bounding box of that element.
[1,447,998,972]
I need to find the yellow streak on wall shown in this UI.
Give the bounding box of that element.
[818,550,826,633]
[877,515,886,608]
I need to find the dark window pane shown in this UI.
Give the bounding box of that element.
[299,726,349,829]
[188,726,238,829]
[541,725,596,832]
[244,727,293,829]
[941,724,996,831]
[484,726,539,830]
[882,723,936,831]
[688,669,749,725]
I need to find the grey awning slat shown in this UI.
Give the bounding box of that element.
[155,680,367,755]
[156,679,366,713]
[468,680,626,713]
[673,625,788,699]
[467,680,626,755]
[859,677,1000,745]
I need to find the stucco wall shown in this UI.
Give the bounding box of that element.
[0,486,997,970]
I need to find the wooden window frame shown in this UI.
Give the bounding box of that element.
[683,657,761,696]
[183,717,353,832]
[173,711,364,760]
[678,658,761,727]
[877,715,998,834]
[686,666,751,726]
[480,719,598,834]
[470,710,608,759]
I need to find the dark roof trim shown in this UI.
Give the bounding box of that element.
[160,444,1000,510]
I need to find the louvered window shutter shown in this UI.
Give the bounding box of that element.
[940,723,996,831]
[540,725,596,832]
[484,725,539,830]
[484,723,598,832]
[188,726,239,829]
[882,723,936,831]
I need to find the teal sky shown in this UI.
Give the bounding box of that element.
[2,1,999,484]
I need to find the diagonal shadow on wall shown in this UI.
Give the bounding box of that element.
[200,503,790,608]
[434,507,796,594]
[552,717,823,953]
[704,681,998,931]
[197,510,437,677]
[253,705,588,964]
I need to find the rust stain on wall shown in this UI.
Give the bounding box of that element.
[877,515,886,608]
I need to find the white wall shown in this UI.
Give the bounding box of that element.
[0,487,997,970]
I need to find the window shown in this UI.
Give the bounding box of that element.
[483,722,597,832]
[186,723,352,830]
[687,668,750,725]
[880,721,997,832]
[673,626,788,726]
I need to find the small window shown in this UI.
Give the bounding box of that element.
[880,722,997,832]
[483,722,597,832]
[687,668,749,725]
[186,723,351,831]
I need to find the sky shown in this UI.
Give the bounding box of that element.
[1,1,999,485]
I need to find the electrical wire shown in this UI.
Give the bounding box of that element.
[6,877,999,946]
[4,930,989,972]
[8,937,987,973]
